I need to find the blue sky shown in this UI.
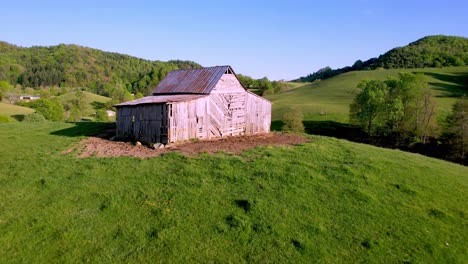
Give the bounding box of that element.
[2,0,467,80]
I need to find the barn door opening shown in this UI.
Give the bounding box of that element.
[160,104,169,144]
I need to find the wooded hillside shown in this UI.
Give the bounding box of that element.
[0,41,201,96]
[295,35,468,82]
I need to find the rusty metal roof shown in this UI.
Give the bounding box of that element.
[152,65,237,95]
[114,94,208,107]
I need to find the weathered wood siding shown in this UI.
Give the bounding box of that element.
[168,97,208,143]
[245,92,271,134]
[116,104,169,144]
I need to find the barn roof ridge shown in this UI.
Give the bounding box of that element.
[152,65,241,95]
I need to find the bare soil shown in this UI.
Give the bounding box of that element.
[65,131,310,158]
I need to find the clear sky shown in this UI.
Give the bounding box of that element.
[2,0,467,80]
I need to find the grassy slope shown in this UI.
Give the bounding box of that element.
[0,102,34,118]
[57,91,111,117]
[267,67,468,122]
[0,122,466,263]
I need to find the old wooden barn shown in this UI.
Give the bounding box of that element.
[115,66,271,144]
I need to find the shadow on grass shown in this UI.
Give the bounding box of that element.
[11,114,26,121]
[302,120,367,141]
[273,119,464,164]
[50,122,115,138]
[416,71,468,97]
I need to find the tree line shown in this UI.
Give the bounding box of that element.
[295,35,468,82]
[350,73,467,164]
[0,41,200,99]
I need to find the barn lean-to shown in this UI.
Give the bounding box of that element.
[115,66,271,144]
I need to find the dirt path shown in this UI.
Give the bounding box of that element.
[65,132,310,158]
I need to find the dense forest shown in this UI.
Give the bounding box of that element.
[295,35,468,82]
[0,41,286,99]
[0,41,201,97]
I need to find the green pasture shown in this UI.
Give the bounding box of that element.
[267,67,468,122]
[0,122,466,262]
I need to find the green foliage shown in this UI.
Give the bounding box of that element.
[23,112,46,122]
[282,109,305,132]
[350,80,388,134]
[134,92,144,99]
[350,74,436,140]
[441,98,468,164]
[0,122,466,262]
[237,74,287,95]
[0,42,201,97]
[295,35,468,82]
[94,109,109,122]
[0,80,12,92]
[67,106,81,122]
[266,66,467,124]
[27,98,64,121]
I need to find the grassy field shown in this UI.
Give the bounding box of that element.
[0,122,466,262]
[267,67,468,122]
[0,102,34,121]
[58,91,111,117]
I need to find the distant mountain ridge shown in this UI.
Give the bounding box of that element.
[0,41,201,96]
[295,35,468,82]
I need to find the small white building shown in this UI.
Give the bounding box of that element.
[106,110,116,117]
[19,95,40,101]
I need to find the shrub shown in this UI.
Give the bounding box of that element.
[282,109,304,133]
[95,109,109,122]
[28,98,64,121]
[23,113,46,122]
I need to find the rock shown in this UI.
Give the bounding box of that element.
[135,141,142,146]
[153,143,165,149]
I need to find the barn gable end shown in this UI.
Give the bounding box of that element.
[115,66,271,144]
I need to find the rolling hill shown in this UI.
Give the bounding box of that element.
[0,102,34,121]
[57,91,111,118]
[295,35,468,83]
[0,122,466,262]
[0,41,201,96]
[267,66,468,122]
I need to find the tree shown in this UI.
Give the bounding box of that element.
[282,109,304,133]
[350,80,388,135]
[135,92,144,99]
[442,99,467,164]
[28,98,64,121]
[0,80,14,103]
[67,106,81,122]
[386,73,436,142]
[95,109,109,122]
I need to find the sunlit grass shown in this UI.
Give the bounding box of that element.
[0,122,466,262]
[267,67,468,122]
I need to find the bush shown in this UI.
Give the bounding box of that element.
[95,109,109,122]
[28,98,64,121]
[0,115,11,124]
[23,113,46,122]
[282,109,304,133]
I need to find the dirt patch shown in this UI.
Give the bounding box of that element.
[65,131,310,158]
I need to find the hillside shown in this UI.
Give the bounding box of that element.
[0,41,201,96]
[295,35,468,82]
[57,91,111,117]
[0,102,34,120]
[268,66,468,122]
[0,122,466,262]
